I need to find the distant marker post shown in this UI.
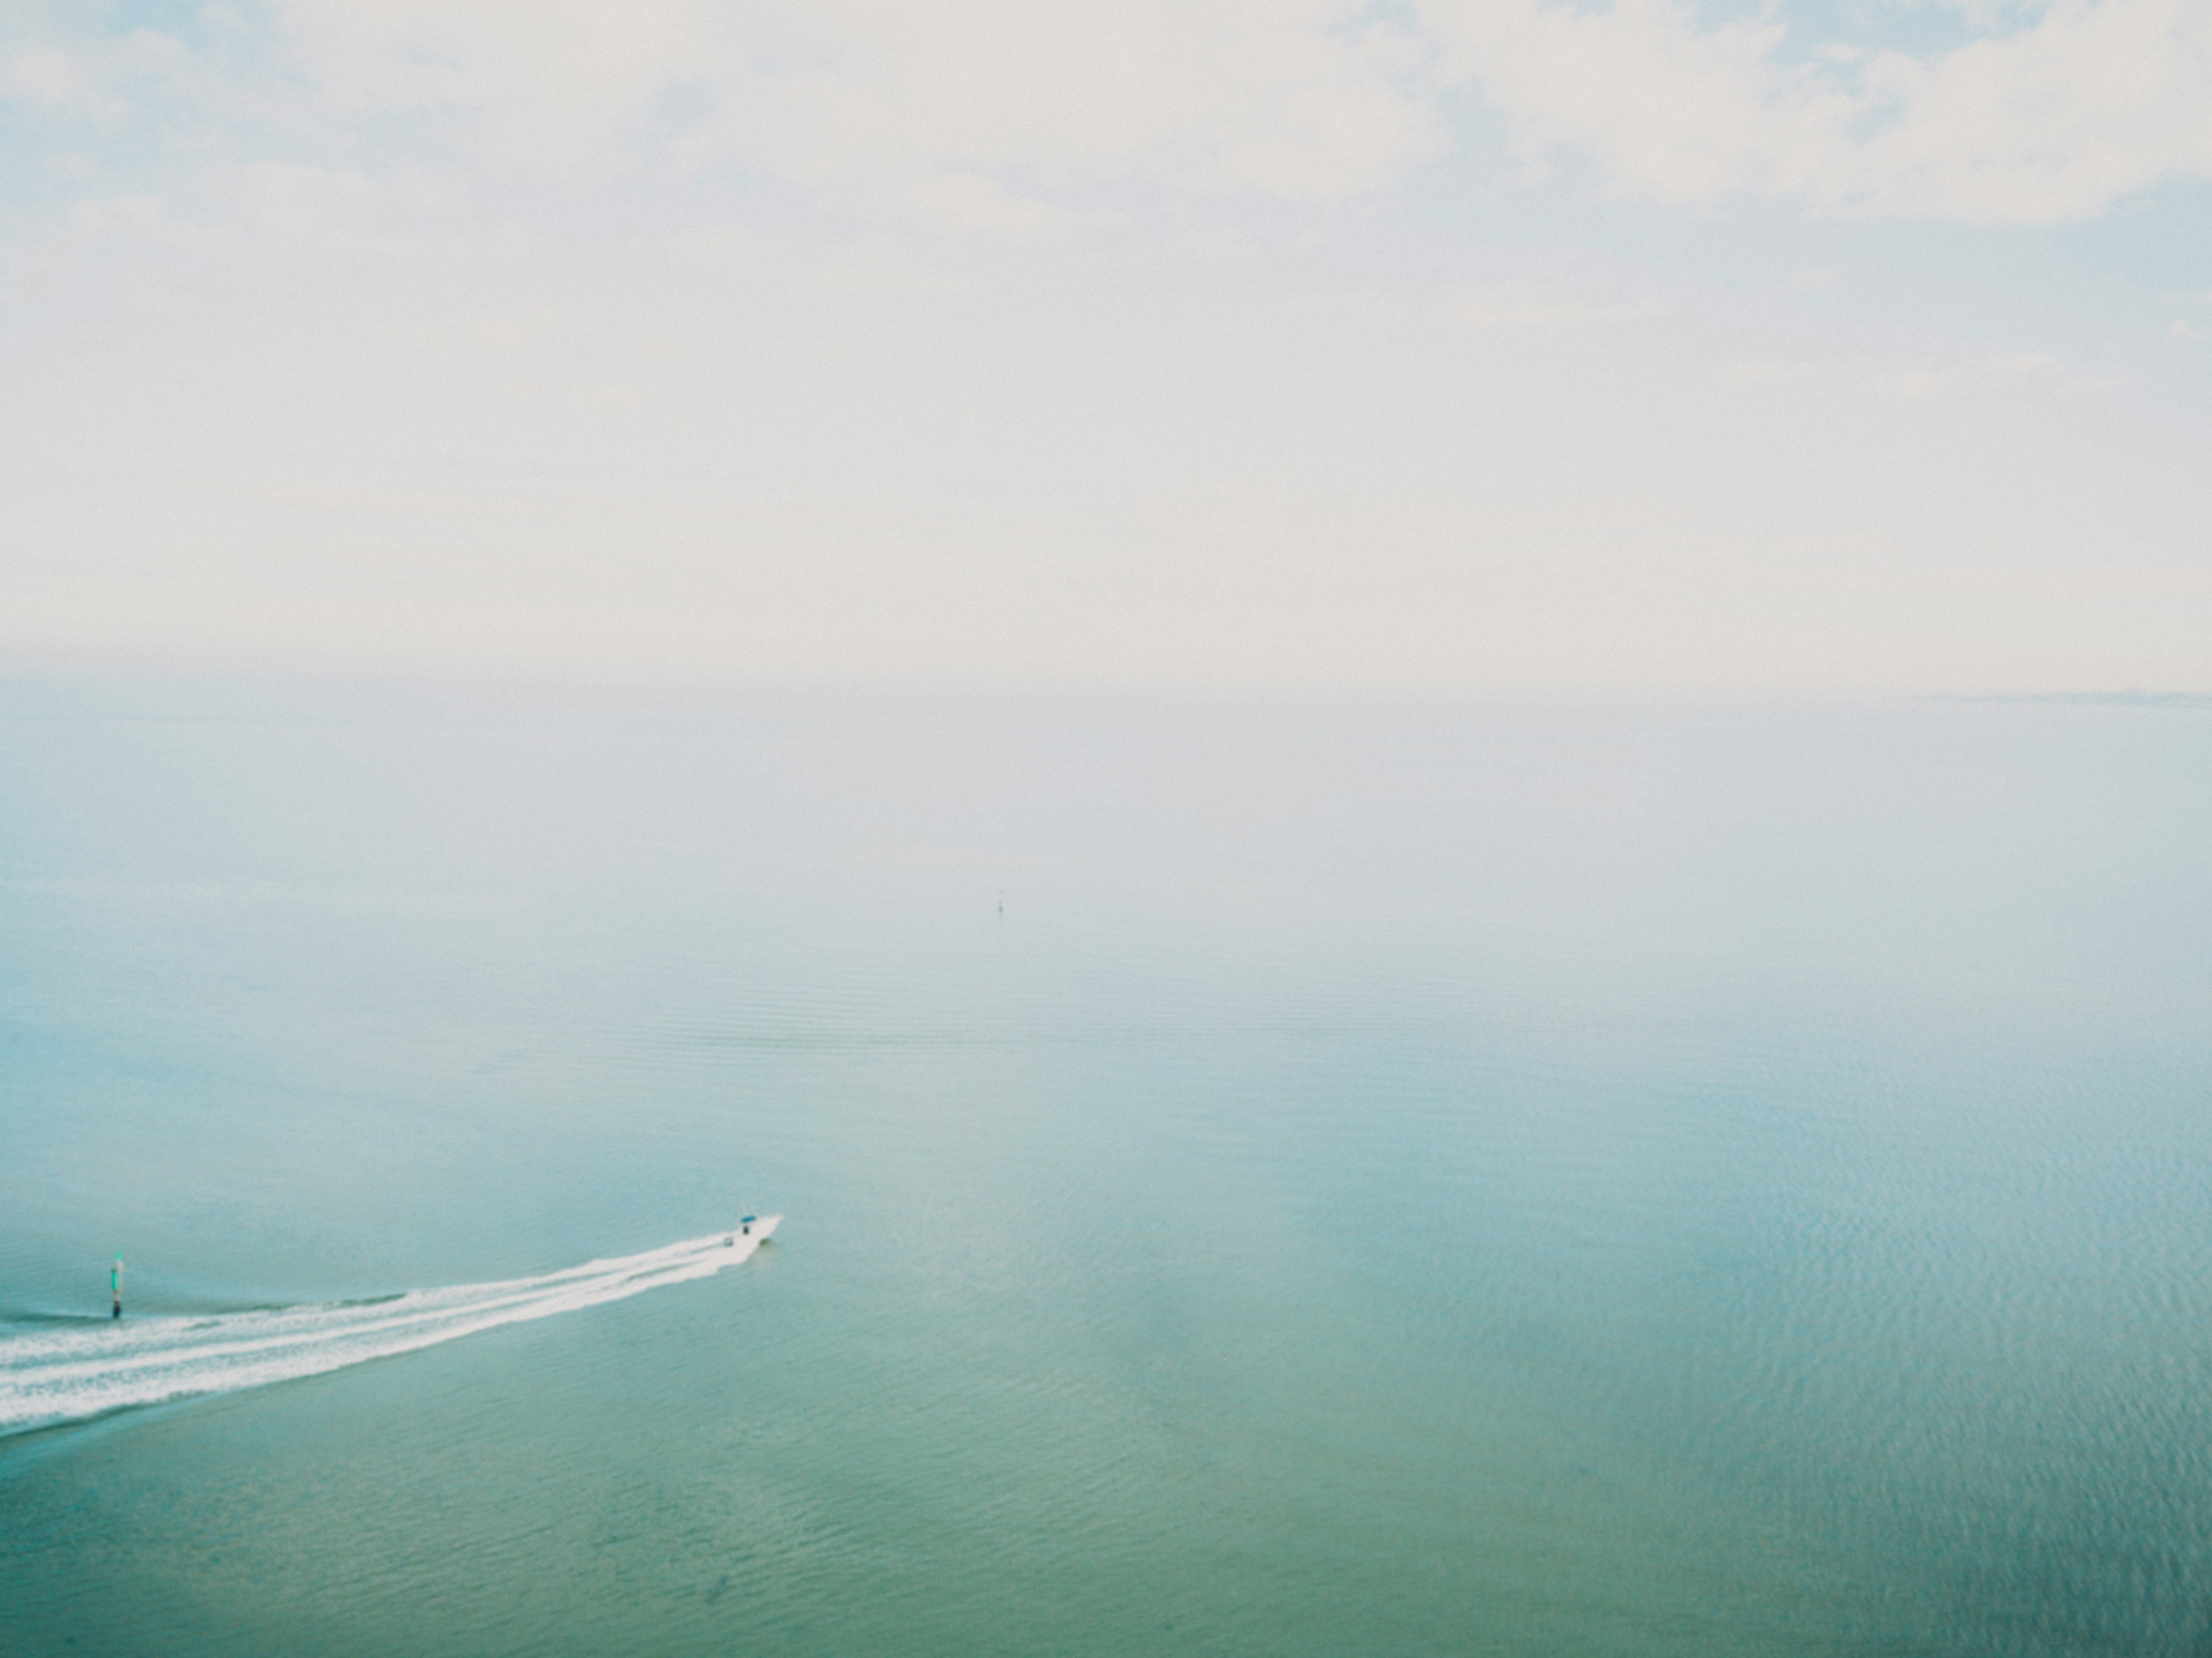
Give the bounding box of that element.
[111,1255,124,1321]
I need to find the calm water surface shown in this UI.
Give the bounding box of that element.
[3,680,2208,1656]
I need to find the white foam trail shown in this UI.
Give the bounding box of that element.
[0,1226,776,1435]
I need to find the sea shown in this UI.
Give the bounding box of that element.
[2,676,2208,1656]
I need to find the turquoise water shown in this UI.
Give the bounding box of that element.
[3,680,2209,1655]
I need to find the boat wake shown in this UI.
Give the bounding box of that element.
[0,1226,776,1437]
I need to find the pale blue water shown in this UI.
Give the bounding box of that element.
[3,679,2209,1655]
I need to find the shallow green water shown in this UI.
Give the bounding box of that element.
[3,682,2209,1655]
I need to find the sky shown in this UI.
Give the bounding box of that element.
[1,0,2207,692]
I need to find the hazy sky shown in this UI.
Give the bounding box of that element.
[3,0,2207,690]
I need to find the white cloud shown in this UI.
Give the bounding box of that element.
[1171,226,1259,264]
[2172,320,2209,342]
[1724,359,1818,385]
[16,158,512,324]
[66,192,167,238]
[668,223,781,268]
[697,1,1440,201]
[9,0,2196,237]
[800,238,969,295]
[1278,289,1391,319]
[1855,351,2062,397]
[4,47,91,107]
[670,222,965,293]
[1876,366,1965,398]
[899,173,1115,240]
[268,0,1438,202]
[245,163,422,260]
[269,0,713,169]
[1907,0,2041,26]
[1421,0,2212,223]
[1834,0,2212,221]
[1456,281,1665,329]
[3,3,2208,698]
[1,25,208,121]
[1429,0,1836,203]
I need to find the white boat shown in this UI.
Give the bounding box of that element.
[729,1214,780,1246]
